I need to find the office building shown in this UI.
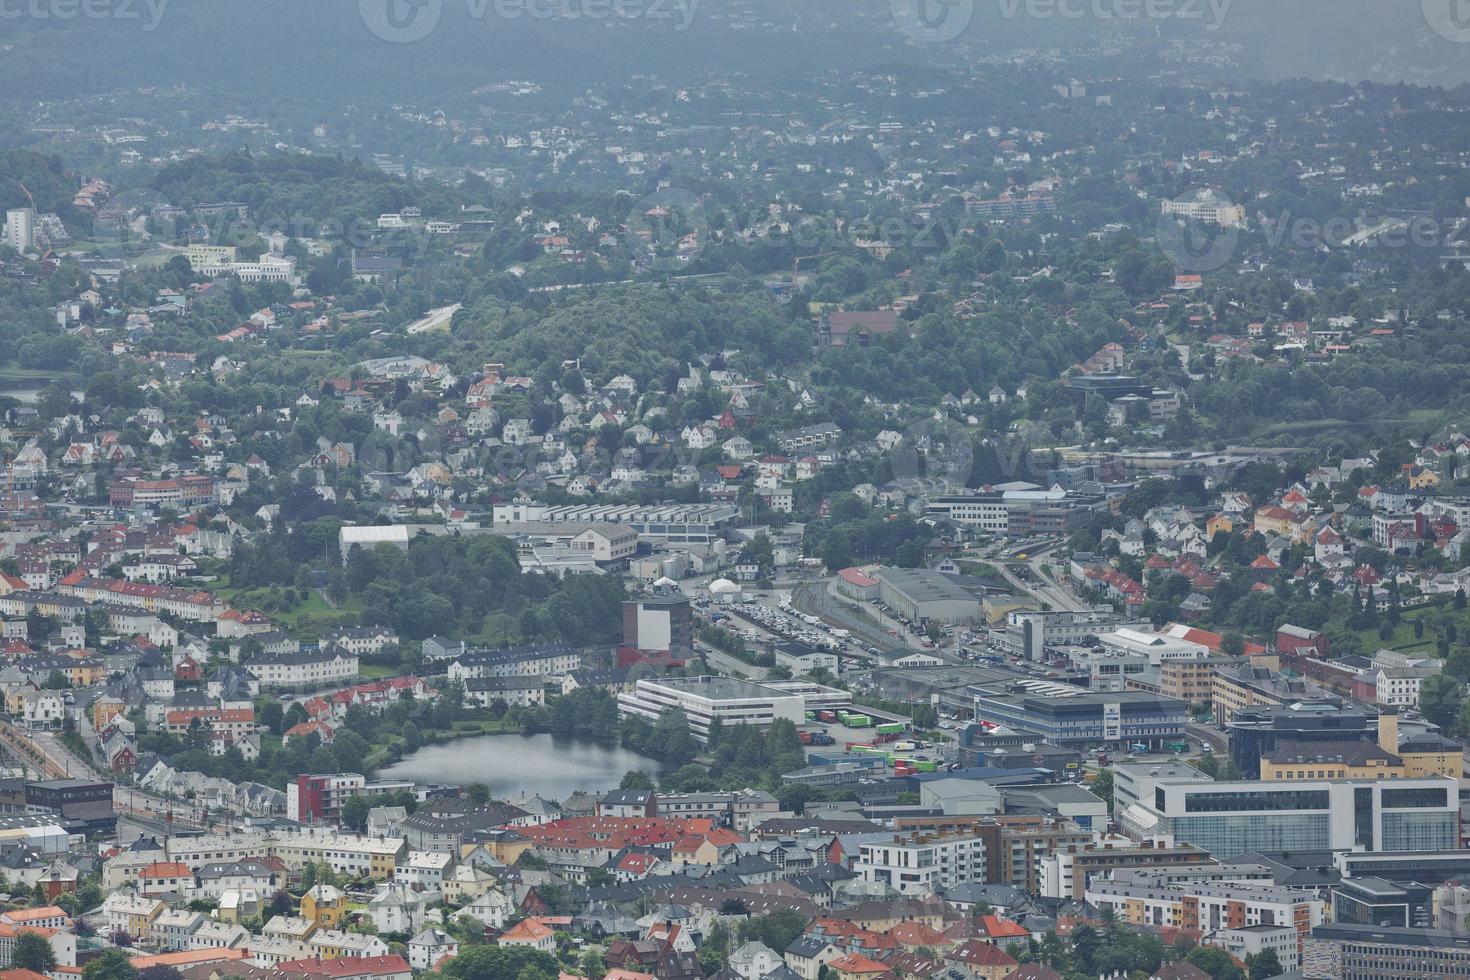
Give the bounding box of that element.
[1228,703,1460,779]
[1212,663,1332,723]
[1119,773,1458,859]
[1331,877,1433,929]
[1161,193,1245,227]
[1334,849,1470,885]
[970,680,1187,749]
[925,487,1103,536]
[1302,924,1470,979]
[617,676,808,742]
[1226,701,1378,777]
[995,610,1128,662]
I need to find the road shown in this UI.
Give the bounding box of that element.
[699,642,769,680]
[992,545,1091,613]
[1187,723,1228,754]
[0,722,220,833]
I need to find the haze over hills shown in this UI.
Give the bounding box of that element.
[0,0,1467,109]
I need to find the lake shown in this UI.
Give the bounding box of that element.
[377,732,665,800]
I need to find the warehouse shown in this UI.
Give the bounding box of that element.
[873,567,982,624]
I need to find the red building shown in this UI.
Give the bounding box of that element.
[1275,623,1328,657]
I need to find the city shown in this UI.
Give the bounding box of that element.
[0,2,1468,979]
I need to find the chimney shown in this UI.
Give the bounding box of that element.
[1377,707,1399,755]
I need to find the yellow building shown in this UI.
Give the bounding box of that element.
[462,833,534,867]
[1260,710,1464,782]
[1260,740,1405,781]
[1407,466,1441,490]
[299,884,346,928]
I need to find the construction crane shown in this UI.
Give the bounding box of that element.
[16,181,49,253]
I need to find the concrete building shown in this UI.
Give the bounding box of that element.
[995,610,1128,662]
[617,676,806,742]
[4,208,35,253]
[970,681,1187,749]
[491,501,738,543]
[855,830,989,895]
[1087,870,1321,952]
[621,594,693,661]
[872,567,982,624]
[1206,924,1300,973]
[1117,769,1459,859]
[1303,923,1470,979]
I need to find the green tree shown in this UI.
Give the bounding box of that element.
[14,931,56,972]
[1186,946,1244,980]
[1248,948,1282,980]
[340,795,370,832]
[83,949,138,980]
[579,949,605,980]
[1419,674,1465,730]
[439,945,562,980]
[620,770,655,791]
[1090,769,1114,810]
[737,909,807,952]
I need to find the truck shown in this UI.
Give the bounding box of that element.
[875,722,905,736]
[817,710,837,723]
[830,628,851,639]
[802,614,821,626]
[846,713,873,729]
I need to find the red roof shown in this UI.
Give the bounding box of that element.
[979,915,1028,940]
[948,940,1017,967]
[275,955,412,977]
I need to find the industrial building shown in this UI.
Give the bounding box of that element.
[872,566,982,624]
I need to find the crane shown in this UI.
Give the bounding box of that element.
[16,181,49,253]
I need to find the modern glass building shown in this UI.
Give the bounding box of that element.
[1140,777,1458,859]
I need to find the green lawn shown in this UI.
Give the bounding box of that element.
[213,586,364,638]
[1319,600,1458,657]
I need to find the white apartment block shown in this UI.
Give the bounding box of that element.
[856,831,989,896]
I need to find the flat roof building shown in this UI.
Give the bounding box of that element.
[970,681,1188,749]
[872,567,982,624]
[618,676,846,742]
[1118,774,1458,860]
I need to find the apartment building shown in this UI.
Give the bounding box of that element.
[855,830,989,895]
[1087,870,1321,951]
